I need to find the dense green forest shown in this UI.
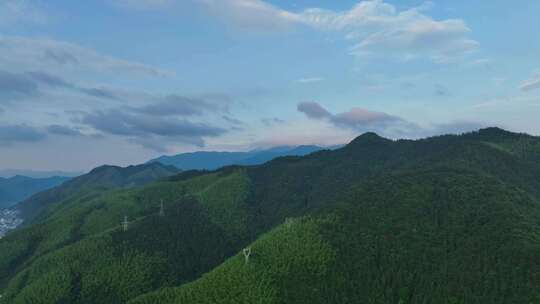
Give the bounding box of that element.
[1,128,540,303]
[15,162,179,223]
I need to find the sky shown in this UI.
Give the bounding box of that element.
[0,0,540,172]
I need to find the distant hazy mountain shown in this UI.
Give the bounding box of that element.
[148,145,335,170]
[0,169,83,178]
[0,175,71,209]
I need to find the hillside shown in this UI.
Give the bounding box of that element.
[1,128,540,303]
[131,170,540,304]
[14,162,179,224]
[148,145,327,170]
[0,176,71,209]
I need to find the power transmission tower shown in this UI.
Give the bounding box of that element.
[242,247,252,265]
[285,217,294,228]
[159,200,165,217]
[122,215,129,232]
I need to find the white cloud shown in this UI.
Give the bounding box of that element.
[299,0,399,30]
[0,36,174,77]
[196,0,301,31]
[112,0,478,62]
[113,0,299,29]
[295,77,324,84]
[520,71,540,92]
[198,0,478,62]
[300,1,478,62]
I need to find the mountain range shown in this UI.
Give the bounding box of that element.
[148,145,334,170]
[14,162,180,224]
[1,128,539,304]
[0,169,83,179]
[0,144,332,215]
[0,175,71,209]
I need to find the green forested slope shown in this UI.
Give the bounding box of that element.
[0,170,252,303]
[130,169,540,304]
[1,128,540,304]
[15,162,179,224]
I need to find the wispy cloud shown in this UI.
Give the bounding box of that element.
[223,115,244,126]
[189,0,478,62]
[303,0,478,62]
[134,95,229,117]
[201,0,299,29]
[520,71,540,92]
[0,36,174,77]
[46,125,87,137]
[114,1,478,63]
[0,70,39,101]
[295,77,324,84]
[261,117,285,127]
[434,84,451,97]
[80,109,227,150]
[70,94,235,151]
[0,69,120,103]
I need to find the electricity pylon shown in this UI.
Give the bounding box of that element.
[159,200,165,217]
[243,247,252,264]
[122,215,129,232]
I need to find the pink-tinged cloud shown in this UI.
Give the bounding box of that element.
[333,108,397,126]
[297,101,484,139]
[298,101,403,130]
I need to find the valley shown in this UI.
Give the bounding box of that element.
[0,209,22,238]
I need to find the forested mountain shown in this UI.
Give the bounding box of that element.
[1,128,540,304]
[0,169,82,179]
[0,176,70,209]
[14,163,179,224]
[148,145,328,170]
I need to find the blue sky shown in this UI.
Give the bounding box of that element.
[1,0,539,171]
